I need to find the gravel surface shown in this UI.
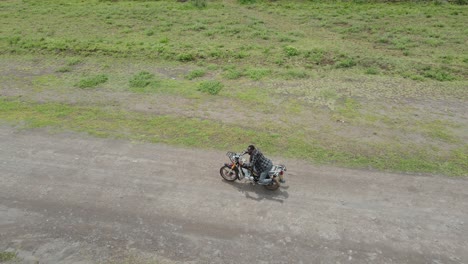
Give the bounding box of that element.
[1,126,467,264]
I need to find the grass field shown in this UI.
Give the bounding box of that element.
[0,0,467,176]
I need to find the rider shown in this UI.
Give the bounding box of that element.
[243,145,273,185]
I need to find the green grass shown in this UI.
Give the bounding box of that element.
[1,1,466,81]
[198,80,223,95]
[186,69,206,80]
[56,66,72,73]
[67,57,82,66]
[129,71,158,93]
[420,120,459,143]
[282,69,310,79]
[336,57,357,69]
[422,67,457,81]
[192,0,208,9]
[76,74,108,89]
[245,68,271,80]
[284,45,300,57]
[365,67,379,75]
[223,65,244,79]
[335,98,361,119]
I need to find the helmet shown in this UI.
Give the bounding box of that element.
[247,145,255,154]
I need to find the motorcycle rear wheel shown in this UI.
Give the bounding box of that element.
[219,165,238,181]
[264,178,280,191]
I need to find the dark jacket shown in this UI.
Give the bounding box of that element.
[249,149,272,173]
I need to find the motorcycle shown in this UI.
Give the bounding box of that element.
[219,151,287,191]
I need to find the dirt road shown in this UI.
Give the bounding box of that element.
[1,125,467,264]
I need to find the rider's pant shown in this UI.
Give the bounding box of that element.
[259,164,273,184]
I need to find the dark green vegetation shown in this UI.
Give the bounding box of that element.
[0,0,467,176]
[198,80,223,95]
[76,74,109,88]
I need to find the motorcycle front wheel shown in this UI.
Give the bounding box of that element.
[264,178,280,191]
[219,165,238,181]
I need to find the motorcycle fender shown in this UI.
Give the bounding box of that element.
[225,163,237,170]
